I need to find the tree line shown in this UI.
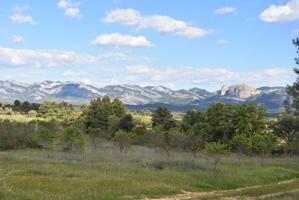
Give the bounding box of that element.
[0,38,298,158]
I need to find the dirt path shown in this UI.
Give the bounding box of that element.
[143,179,299,200]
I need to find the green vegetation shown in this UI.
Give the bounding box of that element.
[0,38,298,199]
[0,147,298,200]
[0,94,298,199]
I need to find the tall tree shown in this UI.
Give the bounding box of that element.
[84,97,127,132]
[112,98,127,117]
[273,38,299,154]
[206,103,233,143]
[152,107,176,131]
[287,38,299,115]
[118,114,134,132]
[14,100,21,107]
[84,98,102,131]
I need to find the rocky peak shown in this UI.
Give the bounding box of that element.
[220,84,259,99]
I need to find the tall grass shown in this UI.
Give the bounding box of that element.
[0,141,298,200]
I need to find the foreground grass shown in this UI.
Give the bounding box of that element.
[0,144,298,200]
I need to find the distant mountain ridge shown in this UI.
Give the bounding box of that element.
[0,80,288,113]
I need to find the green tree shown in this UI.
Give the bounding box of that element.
[152,107,176,131]
[84,98,102,131]
[250,133,277,166]
[14,100,21,107]
[287,38,299,115]
[22,101,31,112]
[273,114,299,143]
[273,38,299,155]
[232,104,267,136]
[38,101,80,126]
[180,109,209,157]
[180,109,205,132]
[112,98,127,117]
[60,126,85,152]
[232,134,251,155]
[118,114,134,132]
[108,115,120,134]
[205,104,233,143]
[84,97,125,132]
[84,98,109,131]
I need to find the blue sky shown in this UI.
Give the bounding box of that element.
[0,0,298,91]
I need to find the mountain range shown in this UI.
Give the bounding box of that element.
[0,80,289,113]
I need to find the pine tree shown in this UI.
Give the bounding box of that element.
[112,98,127,117]
[287,38,299,115]
[152,107,176,131]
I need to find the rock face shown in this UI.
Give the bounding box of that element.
[220,84,260,99]
[0,80,289,113]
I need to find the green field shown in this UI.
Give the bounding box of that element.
[0,141,298,200]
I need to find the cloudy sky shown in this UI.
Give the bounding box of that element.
[0,0,298,91]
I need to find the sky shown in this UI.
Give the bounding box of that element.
[0,0,298,91]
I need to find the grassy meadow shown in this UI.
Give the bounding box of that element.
[0,100,299,199]
[0,141,298,200]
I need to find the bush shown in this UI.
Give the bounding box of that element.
[232,134,251,155]
[205,142,230,155]
[87,128,102,151]
[36,128,55,148]
[28,110,37,117]
[249,133,278,166]
[0,120,39,149]
[114,130,132,153]
[133,124,147,136]
[118,114,134,132]
[60,126,85,152]
[250,133,277,155]
[204,142,230,177]
[288,132,299,154]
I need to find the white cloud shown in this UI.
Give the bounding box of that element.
[293,28,299,35]
[124,65,240,84]
[0,46,138,68]
[264,68,290,76]
[63,69,86,77]
[123,65,293,90]
[260,0,299,22]
[10,6,37,25]
[103,9,212,39]
[11,35,24,44]
[92,33,153,48]
[57,0,81,18]
[214,6,238,15]
[216,39,228,45]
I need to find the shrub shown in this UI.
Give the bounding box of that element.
[60,126,85,152]
[204,142,230,177]
[0,120,38,149]
[36,128,55,148]
[118,114,134,132]
[232,134,251,155]
[249,133,278,166]
[28,110,37,117]
[87,128,102,151]
[250,133,277,156]
[114,130,132,153]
